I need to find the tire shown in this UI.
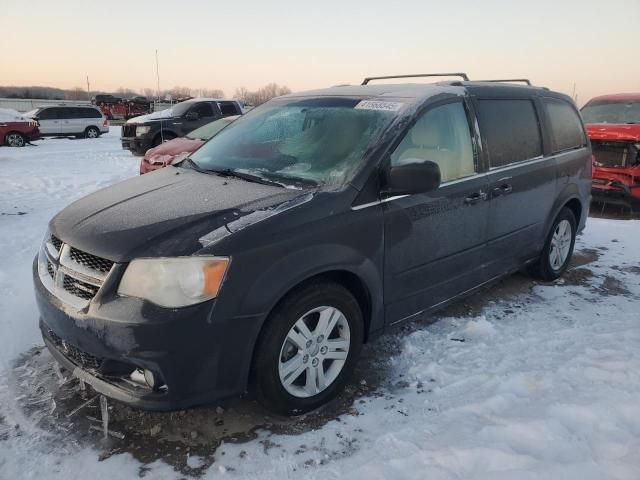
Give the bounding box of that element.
[253,281,364,415]
[85,126,100,139]
[152,132,176,147]
[530,207,577,281]
[5,132,25,147]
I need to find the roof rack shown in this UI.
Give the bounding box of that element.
[362,73,469,85]
[475,79,532,85]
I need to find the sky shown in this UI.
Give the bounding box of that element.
[1,0,638,104]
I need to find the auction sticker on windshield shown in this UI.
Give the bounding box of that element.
[354,100,404,112]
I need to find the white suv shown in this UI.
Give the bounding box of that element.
[24,105,109,138]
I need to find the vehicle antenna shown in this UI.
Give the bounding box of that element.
[156,49,164,142]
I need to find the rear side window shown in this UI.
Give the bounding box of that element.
[477,99,542,168]
[79,107,102,118]
[190,102,214,117]
[219,101,239,115]
[543,99,586,153]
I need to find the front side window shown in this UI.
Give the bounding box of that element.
[477,99,542,168]
[37,108,56,120]
[390,102,475,183]
[544,98,586,153]
[581,100,640,124]
[189,97,398,187]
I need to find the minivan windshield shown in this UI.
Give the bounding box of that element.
[581,101,640,124]
[187,97,399,187]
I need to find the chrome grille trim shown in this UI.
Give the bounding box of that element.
[38,237,114,310]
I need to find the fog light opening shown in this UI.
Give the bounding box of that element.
[143,369,165,391]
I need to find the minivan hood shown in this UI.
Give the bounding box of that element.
[50,167,306,262]
[586,123,640,142]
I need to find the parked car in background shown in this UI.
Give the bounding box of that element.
[140,115,239,174]
[0,108,40,147]
[34,75,591,415]
[581,93,640,211]
[23,105,109,139]
[121,98,243,156]
[93,95,152,120]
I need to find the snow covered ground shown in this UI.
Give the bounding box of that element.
[1,130,639,479]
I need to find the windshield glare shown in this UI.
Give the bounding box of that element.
[188,97,398,187]
[581,101,640,124]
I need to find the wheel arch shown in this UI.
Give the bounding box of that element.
[4,131,25,146]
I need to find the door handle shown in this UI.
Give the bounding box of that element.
[464,191,488,205]
[492,184,513,197]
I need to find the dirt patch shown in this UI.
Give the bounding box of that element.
[571,249,600,268]
[593,275,632,297]
[562,267,595,286]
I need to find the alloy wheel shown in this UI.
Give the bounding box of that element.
[549,219,572,270]
[7,133,24,147]
[278,306,350,398]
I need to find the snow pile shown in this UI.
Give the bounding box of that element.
[1,130,640,479]
[0,108,31,122]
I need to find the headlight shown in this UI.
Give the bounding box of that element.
[118,257,230,307]
[136,126,151,137]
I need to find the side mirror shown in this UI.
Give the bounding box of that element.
[385,160,441,195]
[185,111,199,121]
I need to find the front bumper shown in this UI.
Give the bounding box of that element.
[121,136,151,156]
[592,185,640,210]
[33,258,255,411]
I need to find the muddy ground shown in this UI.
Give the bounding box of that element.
[3,211,636,477]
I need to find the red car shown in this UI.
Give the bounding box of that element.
[140,115,238,174]
[581,93,640,211]
[0,108,40,147]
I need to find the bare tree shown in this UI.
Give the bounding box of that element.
[67,87,86,101]
[240,83,291,106]
[200,88,225,98]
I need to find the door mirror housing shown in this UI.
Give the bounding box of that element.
[185,111,200,121]
[385,160,441,195]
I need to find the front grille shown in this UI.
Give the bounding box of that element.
[39,236,115,309]
[47,261,55,279]
[69,247,114,274]
[62,275,100,300]
[50,235,63,252]
[48,329,103,370]
[592,141,638,168]
[122,124,137,138]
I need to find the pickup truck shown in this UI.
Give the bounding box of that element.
[121,98,243,156]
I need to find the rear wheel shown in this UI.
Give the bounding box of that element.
[253,282,363,415]
[6,132,25,147]
[530,207,576,281]
[85,126,100,139]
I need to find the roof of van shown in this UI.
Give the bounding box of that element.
[285,81,570,103]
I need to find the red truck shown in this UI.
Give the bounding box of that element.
[581,93,640,211]
[92,95,152,120]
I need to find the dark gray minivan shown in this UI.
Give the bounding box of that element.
[34,74,592,414]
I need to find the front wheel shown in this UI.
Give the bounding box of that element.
[6,132,25,147]
[530,207,577,281]
[253,282,363,415]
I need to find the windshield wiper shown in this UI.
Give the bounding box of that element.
[207,168,286,188]
[177,157,208,173]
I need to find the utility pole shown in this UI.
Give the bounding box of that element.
[86,76,91,101]
[155,50,161,102]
